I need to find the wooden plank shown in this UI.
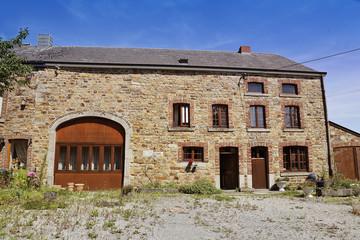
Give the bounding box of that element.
[54,172,123,190]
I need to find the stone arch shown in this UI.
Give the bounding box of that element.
[46,111,132,186]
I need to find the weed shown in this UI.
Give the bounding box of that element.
[88,231,98,239]
[213,195,235,201]
[25,220,34,227]
[86,221,96,229]
[110,229,123,234]
[133,230,140,234]
[104,220,115,228]
[91,209,99,217]
[123,209,137,220]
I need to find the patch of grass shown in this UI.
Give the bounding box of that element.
[86,221,96,229]
[104,220,115,228]
[110,228,123,234]
[180,179,222,195]
[123,209,137,220]
[91,209,99,217]
[88,231,98,239]
[22,200,66,210]
[212,195,235,201]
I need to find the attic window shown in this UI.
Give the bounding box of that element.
[178,58,188,64]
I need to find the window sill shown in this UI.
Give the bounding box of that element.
[207,127,234,132]
[247,128,270,132]
[280,172,310,177]
[168,127,195,132]
[180,162,207,167]
[279,94,301,98]
[0,118,4,123]
[283,128,304,132]
[244,93,269,97]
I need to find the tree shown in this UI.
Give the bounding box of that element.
[0,28,32,92]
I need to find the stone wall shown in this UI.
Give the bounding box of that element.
[329,123,360,148]
[0,67,329,188]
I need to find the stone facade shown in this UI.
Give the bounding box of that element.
[0,64,330,189]
[329,122,360,148]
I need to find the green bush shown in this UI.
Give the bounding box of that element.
[9,169,28,189]
[331,173,359,189]
[180,179,222,195]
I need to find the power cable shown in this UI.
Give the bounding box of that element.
[275,47,360,70]
[327,89,360,98]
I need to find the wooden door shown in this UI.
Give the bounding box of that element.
[54,117,125,190]
[251,147,268,189]
[334,147,360,180]
[220,147,239,189]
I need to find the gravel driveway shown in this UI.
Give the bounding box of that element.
[1,192,359,239]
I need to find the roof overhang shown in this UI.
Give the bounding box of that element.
[27,61,327,77]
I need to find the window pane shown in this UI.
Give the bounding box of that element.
[58,146,67,170]
[104,146,111,170]
[220,106,228,127]
[81,147,89,170]
[92,147,99,170]
[257,106,264,127]
[248,83,264,93]
[114,147,121,170]
[282,84,297,94]
[250,106,256,127]
[174,103,190,127]
[183,148,192,160]
[285,107,291,127]
[212,105,219,126]
[69,147,77,170]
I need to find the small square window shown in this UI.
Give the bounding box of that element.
[282,84,298,94]
[183,147,204,162]
[248,82,264,93]
[173,103,190,127]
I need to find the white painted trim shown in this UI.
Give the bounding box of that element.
[215,175,220,189]
[247,175,253,188]
[268,173,274,189]
[46,111,133,186]
[239,174,245,188]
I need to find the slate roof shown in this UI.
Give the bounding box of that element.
[15,45,321,74]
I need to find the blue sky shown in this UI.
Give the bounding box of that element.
[1,0,360,132]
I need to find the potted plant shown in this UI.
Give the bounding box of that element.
[275,177,289,192]
[302,181,316,198]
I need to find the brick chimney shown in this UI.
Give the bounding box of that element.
[37,34,53,48]
[238,46,251,54]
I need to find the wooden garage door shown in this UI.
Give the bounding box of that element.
[54,117,125,190]
[334,147,360,180]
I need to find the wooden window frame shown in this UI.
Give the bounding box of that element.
[173,103,190,127]
[282,84,298,95]
[183,147,204,162]
[283,146,308,172]
[55,144,123,173]
[285,106,300,128]
[248,82,264,93]
[250,105,266,128]
[212,104,229,128]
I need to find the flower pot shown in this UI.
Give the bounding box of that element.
[276,181,286,192]
[303,186,314,198]
[352,186,360,196]
[75,183,85,191]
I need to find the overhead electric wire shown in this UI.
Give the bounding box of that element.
[275,47,360,70]
[327,89,360,98]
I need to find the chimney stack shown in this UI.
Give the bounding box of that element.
[238,46,251,54]
[37,34,53,48]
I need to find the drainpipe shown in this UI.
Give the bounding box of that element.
[320,74,333,176]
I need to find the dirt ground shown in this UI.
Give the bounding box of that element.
[0,191,360,239]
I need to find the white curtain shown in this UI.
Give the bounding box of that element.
[14,140,28,168]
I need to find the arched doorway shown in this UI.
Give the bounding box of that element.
[54,117,125,190]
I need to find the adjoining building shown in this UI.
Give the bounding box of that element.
[0,35,331,190]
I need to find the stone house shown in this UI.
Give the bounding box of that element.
[0,35,331,190]
[329,121,360,180]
